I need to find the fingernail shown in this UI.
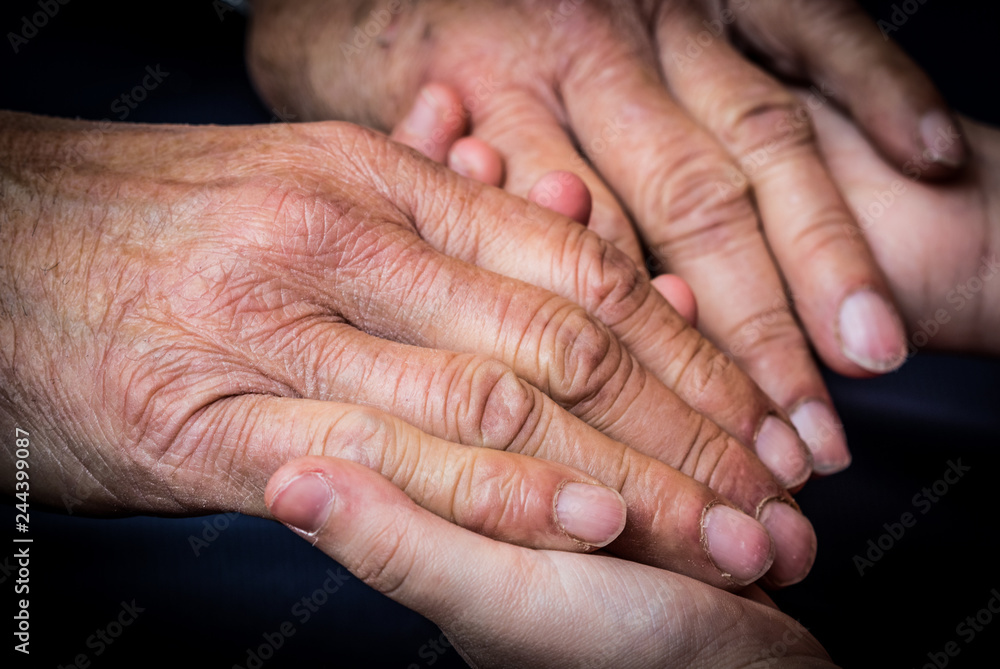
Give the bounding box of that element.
[837,289,907,373]
[791,400,851,475]
[758,500,817,588]
[448,149,472,179]
[401,87,443,136]
[920,110,966,168]
[755,416,813,489]
[268,472,335,534]
[702,504,774,585]
[555,482,627,548]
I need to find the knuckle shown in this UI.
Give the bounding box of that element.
[457,358,541,452]
[648,150,760,260]
[719,92,817,163]
[673,338,737,410]
[323,407,397,472]
[787,204,861,261]
[451,451,532,541]
[570,230,649,327]
[674,415,734,485]
[550,308,622,407]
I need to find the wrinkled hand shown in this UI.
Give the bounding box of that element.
[266,455,837,669]
[0,112,817,587]
[249,0,965,475]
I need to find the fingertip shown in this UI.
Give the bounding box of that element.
[758,500,817,589]
[392,82,467,162]
[918,109,968,172]
[650,274,698,326]
[527,170,592,224]
[448,136,505,186]
[555,481,627,548]
[266,461,337,535]
[702,503,775,586]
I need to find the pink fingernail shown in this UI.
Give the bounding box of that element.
[758,500,817,588]
[755,416,813,489]
[791,400,851,475]
[920,110,966,169]
[402,87,443,136]
[555,482,627,547]
[837,289,907,373]
[702,504,774,585]
[269,472,335,534]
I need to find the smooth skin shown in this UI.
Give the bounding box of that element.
[248,0,967,476]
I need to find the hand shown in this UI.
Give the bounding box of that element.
[265,455,837,669]
[0,112,815,587]
[248,0,964,475]
[812,102,1000,355]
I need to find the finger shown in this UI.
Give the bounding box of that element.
[266,456,834,666]
[508,52,818,479]
[651,274,697,327]
[470,89,646,264]
[180,394,626,551]
[527,171,699,325]
[327,229,815,584]
[658,6,908,384]
[736,0,966,176]
[383,198,812,492]
[528,170,592,225]
[390,83,468,163]
[242,323,776,586]
[448,136,504,186]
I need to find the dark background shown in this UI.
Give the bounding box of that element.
[2,1,999,667]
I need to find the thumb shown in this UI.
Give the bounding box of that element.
[265,456,836,669]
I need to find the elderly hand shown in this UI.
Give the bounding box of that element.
[0,111,817,587]
[248,0,964,475]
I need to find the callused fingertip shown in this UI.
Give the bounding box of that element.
[701,503,774,586]
[790,400,851,476]
[920,109,967,169]
[267,471,335,536]
[757,499,817,589]
[554,482,627,548]
[754,415,813,490]
[836,288,908,374]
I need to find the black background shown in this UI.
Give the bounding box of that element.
[2,1,999,667]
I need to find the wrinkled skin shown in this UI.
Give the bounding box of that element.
[0,111,820,588]
[248,0,966,474]
[258,97,1000,669]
